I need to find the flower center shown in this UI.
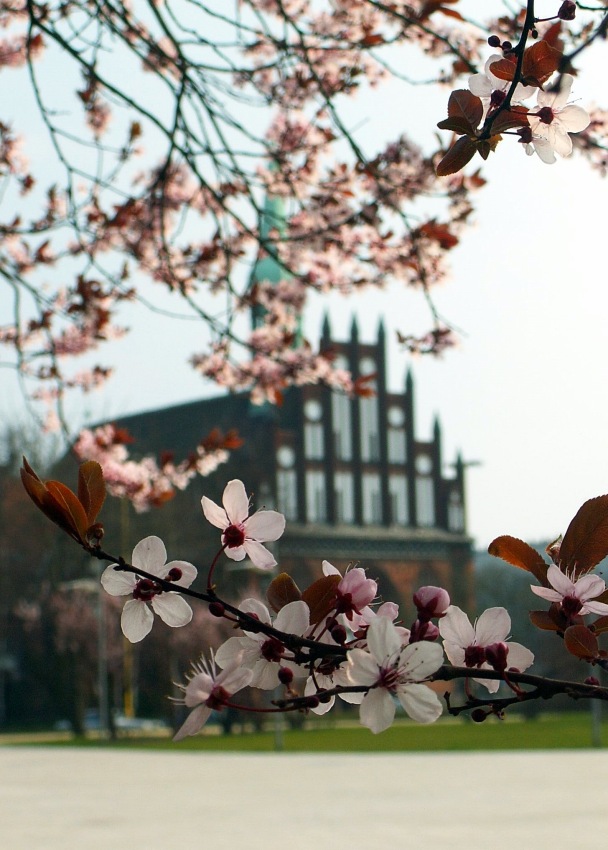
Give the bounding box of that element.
[132,578,162,602]
[464,644,487,668]
[223,523,246,549]
[377,664,400,692]
[167,567,183,581]
[206,685,230,711]
[261,637,285,663]
[561,595,583,618]
[537,106,555,125]
[490,89,506,109]
[335,591,356,618]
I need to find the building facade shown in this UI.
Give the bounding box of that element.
[110,318,474,620]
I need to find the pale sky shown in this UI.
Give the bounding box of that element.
[2,7,607,553]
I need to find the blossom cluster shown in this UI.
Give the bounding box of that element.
[101,479,543,739]
[20,460,608,739]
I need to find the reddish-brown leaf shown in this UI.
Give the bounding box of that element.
[436,136,477,176]
[78,461,106,524]
[487,56,517,83]
[266,573,302,613]
[488,535,548,585]
[21,459,86,543]
[591,615,608,635]
[46,481,89,543]
[559,495,608,575]
[542,22,564,52]
[301,575,341,625]
[489,107,529,135]
[522,40,562,86]
[529,610,560,631]
[442,89,483,133]
[564,624,599,660]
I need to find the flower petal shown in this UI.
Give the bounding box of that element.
[215,636,250,669]
[505,641,534,672]
[558,104,590,133]
[275,600,309,634]
[322,560,340,576]
[397,683,442,724]
[442,642,466,667]
[546,564,575,596]
[239,597,272,625]
[475,607,510,645]
[121,599,154,643]
[242,540,277,570]
[216,665,253,694]
[131,536,167,575]
[359,688,395,733]
[184,671,213,707]
[573,573,606,602]
[367,616,401,665]
[530,585,562,603]
[222,480,250,524]
[161,560,197,587]
[400,641,444,682]
[101,565,136,596]
[439,606,475,648]
[347,647,381,687]
[245,510,286,542]
[173,705,212,742]
[201,496,228,530]
[151,594,193,628]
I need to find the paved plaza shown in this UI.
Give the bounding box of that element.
[2,747,607,849]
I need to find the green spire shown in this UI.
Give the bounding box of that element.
[249,190,302,346]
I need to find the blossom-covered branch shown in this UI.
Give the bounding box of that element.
[20,460,608,739]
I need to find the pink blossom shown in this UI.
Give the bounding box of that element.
[439,606,534,693]
[531,564,608,617]
[101,536,197,643]
[344,616,444,733]
[322,560,377,621]
[215,598,310,689]
[173,654,253,742]
[527,74,590,162]
[202,480,285,570]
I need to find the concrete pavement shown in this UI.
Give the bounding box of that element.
[2,747,607,849]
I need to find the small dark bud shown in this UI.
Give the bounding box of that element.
[585,676,600,687]
[558,1,576,20]
[317,689,333,704]
[241,612,261,632]
[531,28,539,39]
[331,624,347,645]
[209,601,225,618]
[278,666,294,685]
[488,35,501,48]
[471,708,487,723]
[485,642,509,673]
[304,695,320,709]
[501,40,512,52]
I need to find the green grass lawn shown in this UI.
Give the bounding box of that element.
[11,712,607,752]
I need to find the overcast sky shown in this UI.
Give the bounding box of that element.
[2,9,607,555]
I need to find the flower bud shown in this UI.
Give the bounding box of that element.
[409,619,440,643]
[558,1,576,20]
[471,708,487,723]
[330,624,347,645]
[413,586,450,620]
[209,601,225,618]
[485,641,509,673]
[487,35,501,48]
[278,666,294,685]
